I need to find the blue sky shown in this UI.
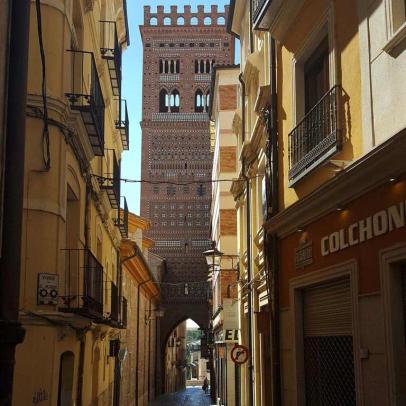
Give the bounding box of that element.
[121,0,234,215]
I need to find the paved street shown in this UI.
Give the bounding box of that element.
[149,387,212,406]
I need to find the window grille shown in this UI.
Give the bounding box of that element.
[304,336,356,405]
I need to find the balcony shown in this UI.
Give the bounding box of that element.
[288,85,341,184]
[252,0,273,28]
[66,50,105,156]
[115,196,129,238]
[100,21,122,97]
[120,297,128,329]
[101,149,120,209]
[115,99,129,151]
[60,249,104,320]
[106,281,119,326]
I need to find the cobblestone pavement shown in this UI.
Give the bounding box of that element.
[149,387,212,405]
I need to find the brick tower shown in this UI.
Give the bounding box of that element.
[139,4,234,365]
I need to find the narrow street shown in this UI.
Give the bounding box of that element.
[149,387,212,406]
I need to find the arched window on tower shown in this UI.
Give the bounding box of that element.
[170,89,180,113]
[200,60,205,74]
[176,60,180,74]
[159,60,164,74]
[195,89,204,112]
[205,91,210,111]
[206,60,210,74]
[159,89,169,112]
[195,60,199,74]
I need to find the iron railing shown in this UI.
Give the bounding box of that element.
[115,196,129,238]
[116,98,129,150]
[108,281,119,325]
[120,297,128,329]
[66,50,105,156]
[60,248,104,319]
[100,21,122,97]
[288,85,341,183]
[251,0,272,26]
[101,149,120,209]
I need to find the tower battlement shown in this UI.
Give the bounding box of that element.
[143,5,229,27]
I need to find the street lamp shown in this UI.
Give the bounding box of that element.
[203,243,223,269]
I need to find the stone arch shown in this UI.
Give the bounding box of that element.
[190,16,198,26]
[150,17,158,26]
[204,16,212,26]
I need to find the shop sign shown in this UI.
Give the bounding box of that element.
[321,201,406,256]
[223,298,239,329]
[37,273,58,305]
[295,240,313,269]
[224,329,239,343]
[231,345,249,364]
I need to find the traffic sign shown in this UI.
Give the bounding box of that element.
[231,344,249,365]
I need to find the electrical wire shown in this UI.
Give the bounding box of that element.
[92,174,257,186]
[35,0,51,170]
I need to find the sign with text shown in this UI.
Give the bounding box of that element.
[224,329,239,343]
[37,273,58,305]
[295,241,313,269]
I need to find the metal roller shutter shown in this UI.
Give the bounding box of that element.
[303,277,356,406]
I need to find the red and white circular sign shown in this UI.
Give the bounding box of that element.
[231,345,249,365]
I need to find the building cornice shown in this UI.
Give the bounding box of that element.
[264,128,406,238]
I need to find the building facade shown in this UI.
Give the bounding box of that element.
[164,321,187,393]
[210,64,240,406]
[229,0,406,405]
[12,1,130,405]
[120,213,163,406]
[139,4,235,393]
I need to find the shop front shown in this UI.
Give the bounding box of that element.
[274,173,406,405]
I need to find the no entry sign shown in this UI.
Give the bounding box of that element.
[231,345,249,365]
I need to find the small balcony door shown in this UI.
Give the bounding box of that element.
[304,37,329,113]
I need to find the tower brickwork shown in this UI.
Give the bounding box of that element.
[140,5,234,337]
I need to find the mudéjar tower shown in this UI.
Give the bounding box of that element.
[139,3,234,382]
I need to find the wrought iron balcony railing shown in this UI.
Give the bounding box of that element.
[120,296,128,329]
[60,248,104,320]
[251,0,273,28]
[100,149,120,209]
[107,281,119,325]
[115,196,129,238]
[288,85,341,183]
[100,21,122,97]
[66,50,105,156]
[116,98,129,150]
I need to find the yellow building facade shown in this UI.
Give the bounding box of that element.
[230,0,406,404]
[210,64,240,406]
[13,1,130,405]
[120,213,163,406]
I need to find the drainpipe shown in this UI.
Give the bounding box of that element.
[239,73,255,406]
[264,37,281,406]
[0,1,30,405]
[136,277,151,406]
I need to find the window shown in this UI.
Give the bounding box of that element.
[384,0,406,52]
[191,17,198,26]
[204,17,212,25]
[218,17,226,25]
[58,352,75,406]
[170,89,180,112]
[197,184,206,196]
[159,89,169,112]
[153,184,159,194]
[195,89,204,112]
[164,17,171,26]
[304,37,329,113]
[177,17,185,25]
[289,24,340,184]
[149,17,158,26]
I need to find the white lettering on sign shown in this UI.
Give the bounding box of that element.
[321,201,406,256]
